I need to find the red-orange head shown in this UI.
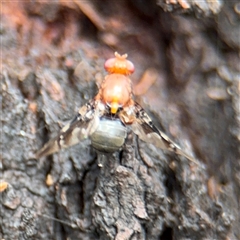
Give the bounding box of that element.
[104,52,135,75]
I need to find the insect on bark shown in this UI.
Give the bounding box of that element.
[36,52,199,165]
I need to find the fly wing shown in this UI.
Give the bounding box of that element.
[36,100,101,158]
[125,103,199,164]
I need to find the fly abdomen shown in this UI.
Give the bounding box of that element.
[90,118,127,153]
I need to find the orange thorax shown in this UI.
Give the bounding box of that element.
[100,74,132,113]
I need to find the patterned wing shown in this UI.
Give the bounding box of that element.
[121,103,199,164]
[36,100,101,158]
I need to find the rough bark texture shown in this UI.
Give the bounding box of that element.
[1,1,239,240]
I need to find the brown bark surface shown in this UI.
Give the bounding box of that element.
[1,1,239,239]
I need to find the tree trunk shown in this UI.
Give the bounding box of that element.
[1,1,239,239]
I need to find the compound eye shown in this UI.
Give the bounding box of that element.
[104,52,135,75]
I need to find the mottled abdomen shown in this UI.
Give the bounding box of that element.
[90,117,127,152]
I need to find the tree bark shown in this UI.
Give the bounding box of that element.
[1,1,239,239]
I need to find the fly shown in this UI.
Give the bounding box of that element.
[36,52,199,165]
